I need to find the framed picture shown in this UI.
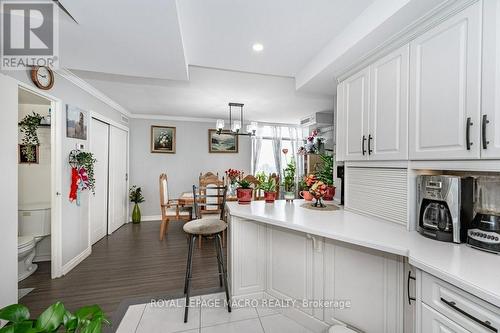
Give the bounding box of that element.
[208,129,239,153]
[151,126,176,153]
[19,144,39,164]
[66,105,88,140]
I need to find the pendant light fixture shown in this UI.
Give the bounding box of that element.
[216,103,257,136]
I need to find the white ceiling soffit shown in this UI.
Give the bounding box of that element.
[176,0,375,78]
[58,0,188,80]
[71,66,334,124]
[296,0,452,94]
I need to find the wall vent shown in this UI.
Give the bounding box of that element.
[121,115,129,124]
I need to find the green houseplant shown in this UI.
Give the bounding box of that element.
[315,154,335,200]
[129,186,145,223]
[18,112,43,163]
[0,302,109,333]
[282,149,296,201]
[257,176,277,203]
[76,151,97,194]
[236,179,253,205]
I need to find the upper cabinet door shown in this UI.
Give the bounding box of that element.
[344,67,370,161]
[481,0,500,159]
[369,45,409,160]
[409,2,482,160]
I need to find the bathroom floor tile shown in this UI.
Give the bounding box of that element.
[260,314,314,333]
[115,304,146,333]
[200,293,258,327]
[201,318,263,333]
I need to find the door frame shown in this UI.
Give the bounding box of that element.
[89,111,129,241]
[18,82,64,279]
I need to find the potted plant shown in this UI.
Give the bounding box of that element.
[0,302,109,333]
[316,154,335,201]
[299,174,316,201]
[75,151,97,194]
[18,112,43,163]
[282,149,296,201]
[236,179,253,205]
[129,186,145,223]
[258,176,277,203]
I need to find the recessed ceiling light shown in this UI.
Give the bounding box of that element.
[252,43,264,52]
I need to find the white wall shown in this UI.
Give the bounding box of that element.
[129,118,251,217]
[0,74,19,308]
[0,68,129,287]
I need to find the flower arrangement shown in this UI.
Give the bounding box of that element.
[18,112,43,162]
[301,174,327,207]
[75,151,97,194]
[298,129,325,155]
[225,168,242,184]
[156,131,171,149]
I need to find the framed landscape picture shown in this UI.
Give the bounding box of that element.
[151,126,176,153]
[208,129,238,153]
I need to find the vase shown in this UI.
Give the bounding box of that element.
[324,186,336,201]
[228,182,237,196]
[264,191,277,203]
[132,203,141,223]
[237,188,253,205]
[284,191,295,201]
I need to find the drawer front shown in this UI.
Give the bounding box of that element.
[421,272,500,333]
[421,303,471,333]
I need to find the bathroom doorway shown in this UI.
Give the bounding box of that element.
[17,86,62,300]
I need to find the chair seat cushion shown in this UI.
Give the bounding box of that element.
[183,218,227,235]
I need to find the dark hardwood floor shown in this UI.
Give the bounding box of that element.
[19,220,224,319]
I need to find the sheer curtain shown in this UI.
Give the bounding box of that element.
[288,127,304,193]
[271,126,282,178]
[250,136,262,175]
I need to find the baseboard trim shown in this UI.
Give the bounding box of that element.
[129,215,161,222]
[34,254,51,262]
[61,247,91,276]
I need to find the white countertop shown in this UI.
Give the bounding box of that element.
[226,200,500,309]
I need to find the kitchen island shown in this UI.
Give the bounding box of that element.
[226,200,500,333]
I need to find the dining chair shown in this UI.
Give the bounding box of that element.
[183,184,230,323]
[196,173,225,248]
[159,173,191,240]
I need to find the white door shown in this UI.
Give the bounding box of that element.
[481,0,500,159]
[90,118,109,244]
[344,66,370,161]
[109,126,128,234]
[409,3,481,160]
[370,44,409,160]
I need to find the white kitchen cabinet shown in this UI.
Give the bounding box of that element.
[338,45,409,162]
[323,240,404,333]
[343,66,370,161]
[370,45,409,160]
[409,2,482,160]
[481,0,500,159]
[420,303,471,333]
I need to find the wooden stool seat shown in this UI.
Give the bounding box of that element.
[183,218,227,236]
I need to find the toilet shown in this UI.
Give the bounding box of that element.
[18,204,51,282]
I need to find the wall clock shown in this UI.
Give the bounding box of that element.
[30,66,54,90]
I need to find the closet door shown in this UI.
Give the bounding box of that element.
[344,67,370,161]
[109,126,128,234]
[369,45,409,160]
[90,118,109,244]
[409,3,481,160]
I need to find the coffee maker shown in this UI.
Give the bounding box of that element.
[467,176,500,254]
[417,175,474,243]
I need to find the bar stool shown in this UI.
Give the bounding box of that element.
[183,184,231,323]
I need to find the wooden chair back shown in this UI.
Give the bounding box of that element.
[159,173,169,214]
[199,172,224,214]
[192,185,228,220]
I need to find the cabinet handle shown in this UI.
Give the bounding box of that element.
[482,115,490,149]
[362,135,367,155]
[368,135,373,155]
[466,117,473,150]
[441,297,497,332]
[407,271,416,305]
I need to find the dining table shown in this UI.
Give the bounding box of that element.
[177,191,237,206]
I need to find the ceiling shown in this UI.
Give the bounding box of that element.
[73,66,333,124]
[55,0,450,121]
